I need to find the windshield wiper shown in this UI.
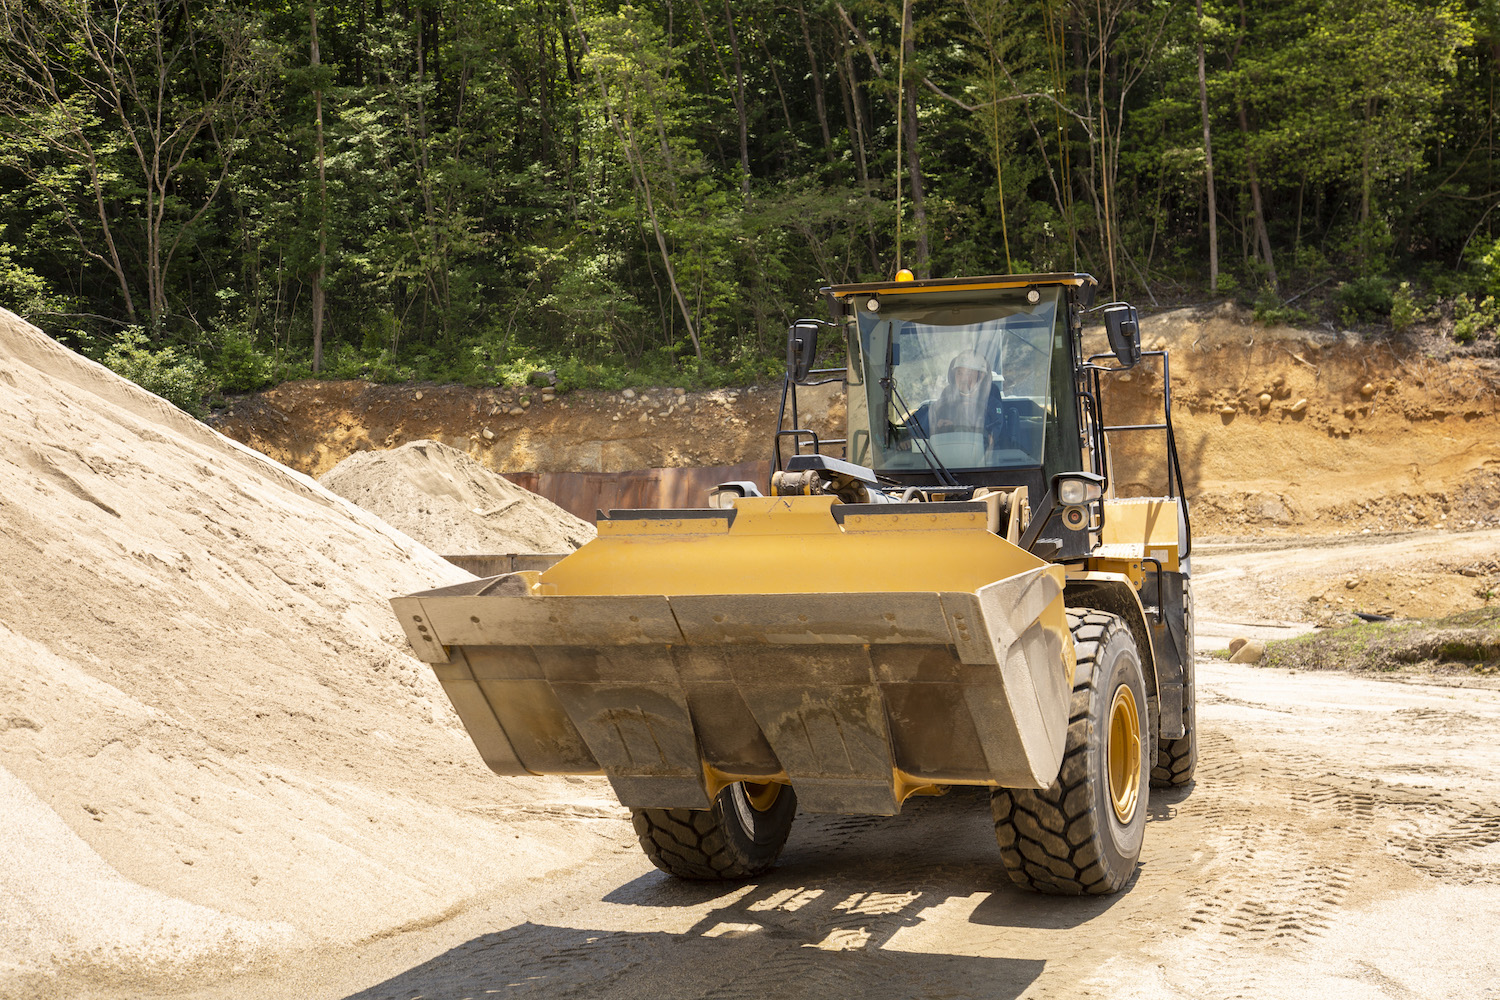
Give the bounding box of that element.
[880,330,960,488]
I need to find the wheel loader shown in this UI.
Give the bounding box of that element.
[392,271,1195,895]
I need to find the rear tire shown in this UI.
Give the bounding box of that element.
[992,610,1150,895]
[1151,659,1196,787]
[1152,582,1196,788]
[631,782,796,880]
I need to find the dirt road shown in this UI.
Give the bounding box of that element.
[1193,526,1500,649]
[181,659,1500,1000]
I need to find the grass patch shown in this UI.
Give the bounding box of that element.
[1262,607,1500,674]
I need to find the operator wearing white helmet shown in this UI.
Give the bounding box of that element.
[930,349,1004,444]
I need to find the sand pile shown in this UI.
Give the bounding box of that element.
[0,310,610,1000]
[319,439,595,554]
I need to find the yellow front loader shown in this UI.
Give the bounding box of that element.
[394,272,1195,895]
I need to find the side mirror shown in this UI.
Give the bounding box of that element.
[1100,303,1142,368]
[787,320,820,383]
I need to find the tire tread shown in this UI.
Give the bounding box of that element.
[991,609,1147,895]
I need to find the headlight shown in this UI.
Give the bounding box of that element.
[1056,475,1103,506]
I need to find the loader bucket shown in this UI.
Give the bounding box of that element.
[393,496,1074,816]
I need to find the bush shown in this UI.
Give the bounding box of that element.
[1471,236,1500,299]
[1390,281,1422,332]
[101,329,213,416]
[0,242,66,318]
[1334,276,1393,325]
[1453,294,1499,344]
[1253,287,1314,326]
[208,326,275,393]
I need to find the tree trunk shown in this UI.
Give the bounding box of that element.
[1238,104,1278,291]
[797,1,835,162]
[721,1,751,197]
[973,7,1012,272]
[625,111,701,360]
[1096,2,1117,301]
[413,3,447,326]
[1234,0,1276,291]
[837,41,870,188]
[690,0,749,196]
[835,35,880,272]
[902,83,930,274]
[310,1,328,373]
[899,0,929,274]
[1360,97,1373,264]
[567,3,702,358]
[81,148,137,322]
[754,15,795,165]
[1195,0,1218,293]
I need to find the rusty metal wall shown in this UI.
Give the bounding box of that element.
[501,460,771,522]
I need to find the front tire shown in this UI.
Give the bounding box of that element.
[631,782,796,880]
[992,610,1150,895]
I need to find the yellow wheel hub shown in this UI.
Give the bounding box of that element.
[1107,684,1142,824]
[741,781,782,812]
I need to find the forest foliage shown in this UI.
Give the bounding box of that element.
[0,0,1496,397]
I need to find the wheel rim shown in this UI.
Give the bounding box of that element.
[1107,683,1142,824]
[741,781,781,812]
[730,781,783,835]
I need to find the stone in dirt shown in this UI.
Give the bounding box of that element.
[0,309,609,1000]
[319,439,594,555]
[1229,639,1267,663]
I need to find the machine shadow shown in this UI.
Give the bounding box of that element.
[343,919,1043,1000]
[346,789,1163,999]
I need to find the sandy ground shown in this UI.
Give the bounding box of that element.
[319,439,595,554]
[163,659,1500,1000]
[147,528,1500,1000]
[0,310,617,1000]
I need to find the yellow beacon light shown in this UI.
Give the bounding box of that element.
[895,268,915,282]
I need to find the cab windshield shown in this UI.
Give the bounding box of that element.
[846,288,1062,472]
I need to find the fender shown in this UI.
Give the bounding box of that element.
[1063,570,1172,740]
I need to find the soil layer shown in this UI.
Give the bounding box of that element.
[210,307,1500,540]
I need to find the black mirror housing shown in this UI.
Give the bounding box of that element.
[787,320,820,382]
[1100,303,1142,368]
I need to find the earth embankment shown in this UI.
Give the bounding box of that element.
[211,307,1500,539]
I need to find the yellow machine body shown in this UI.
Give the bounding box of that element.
[393,495,1076,816]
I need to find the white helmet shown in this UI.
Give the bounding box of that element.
[949,351,988,396]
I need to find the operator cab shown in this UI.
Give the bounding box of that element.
[809,273,1103,508]
[772,271,1178,563]
[845,282,1077,490]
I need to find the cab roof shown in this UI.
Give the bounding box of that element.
[826,272,1098,299]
